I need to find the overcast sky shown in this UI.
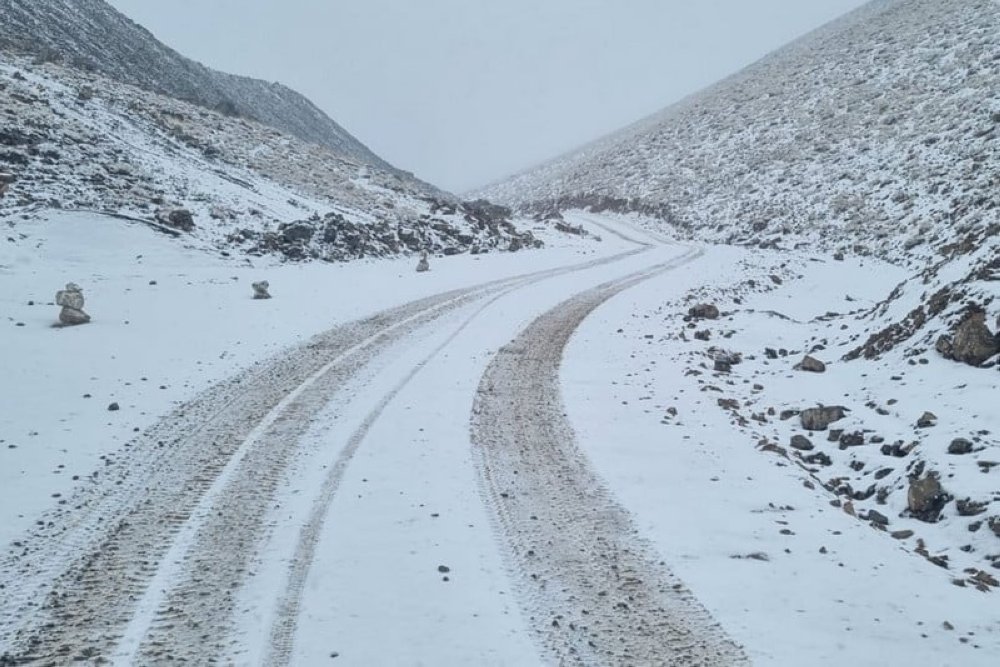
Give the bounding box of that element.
[106,0,868,193]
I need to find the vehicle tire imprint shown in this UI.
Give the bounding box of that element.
[0,244,651,664]
[471,249,749,666]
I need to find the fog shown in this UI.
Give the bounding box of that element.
[106,0,869,192]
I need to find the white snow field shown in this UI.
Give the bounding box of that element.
[1,210,996,665]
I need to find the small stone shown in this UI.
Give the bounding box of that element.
[948,438,974,455]
[437,565,450,573]
[891,530,914,540]
[107,402,120,411]
[916,411,937,428]
[789,435,814,451]
[795,355,827,373]
[866,510,890,526]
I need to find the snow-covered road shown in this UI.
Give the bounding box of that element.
[2,211,997,666]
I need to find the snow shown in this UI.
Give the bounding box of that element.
[0,209,627,549]
[1,210,997,664]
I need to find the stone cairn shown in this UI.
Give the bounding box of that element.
[416,251,430,273]
[55,283,91,326]
[252,280,272,299]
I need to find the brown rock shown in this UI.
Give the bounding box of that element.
[688,304,720,320]
[946,312,998,366]
[800,405,848,431]
[795,355,827,373]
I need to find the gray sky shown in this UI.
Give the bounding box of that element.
[106,0,869,193]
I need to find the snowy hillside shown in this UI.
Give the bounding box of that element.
[0,54,538,260]
[474,0,1000,606]
[0,0,394,172]
[477,0,998,359]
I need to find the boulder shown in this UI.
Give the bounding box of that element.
[252,280,272,299]
[795,355,827,373]
[916,411,937,428]
[940,312,998,366]
[688,304,720,320]
[907,474,950,522]
[800,405,848,431]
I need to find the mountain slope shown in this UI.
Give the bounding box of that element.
[0,0,395,173]
[477,0,999,361]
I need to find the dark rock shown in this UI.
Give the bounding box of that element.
[948,438,974,455]
[956,499,988,517]
[714,359,731,373]
[803,452,832,466]
[800,405,848,431]
[694,330,711,341]
[907,474,950,522]
[891,530,914,540]
[916,411,937,428]
[158,208,195,232]
[55,283,91,326]
[769,274,783,285]
[107,402,120,411]
[839,431,865,448]
[789,435,814,451]
[833,252,845,261]
[827,429,843,442]
[764,347,778,360]
[795,355,827,373]
[688,304,720,320]
[866,510,890,526]
[779,409,799,421]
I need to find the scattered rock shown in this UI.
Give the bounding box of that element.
[800,405,848,431]
[55,282,91,326]
[891,530,914,540]
[794,355,827,373]
[789,435,814,451]
[694,329,711,341]
[916,411,937,428]
[688,304,720,320]
[251,280,272,300]
[107,402,120,411]
[948,438,974,455]
[416,251,430,273]
[714,359,731,373]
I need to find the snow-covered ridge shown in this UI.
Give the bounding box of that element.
[0,0,396,173]
[0,55,538,260]
[476,0,998,362]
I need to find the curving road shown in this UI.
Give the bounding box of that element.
[0,216,744,666]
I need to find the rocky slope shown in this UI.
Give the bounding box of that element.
[0,0,395,173]
[476,0,999,586]
[0,54,538,261]
[477,0,998,364]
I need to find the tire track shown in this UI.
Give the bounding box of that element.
[471,248,749,666]
[0,243,653,664]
